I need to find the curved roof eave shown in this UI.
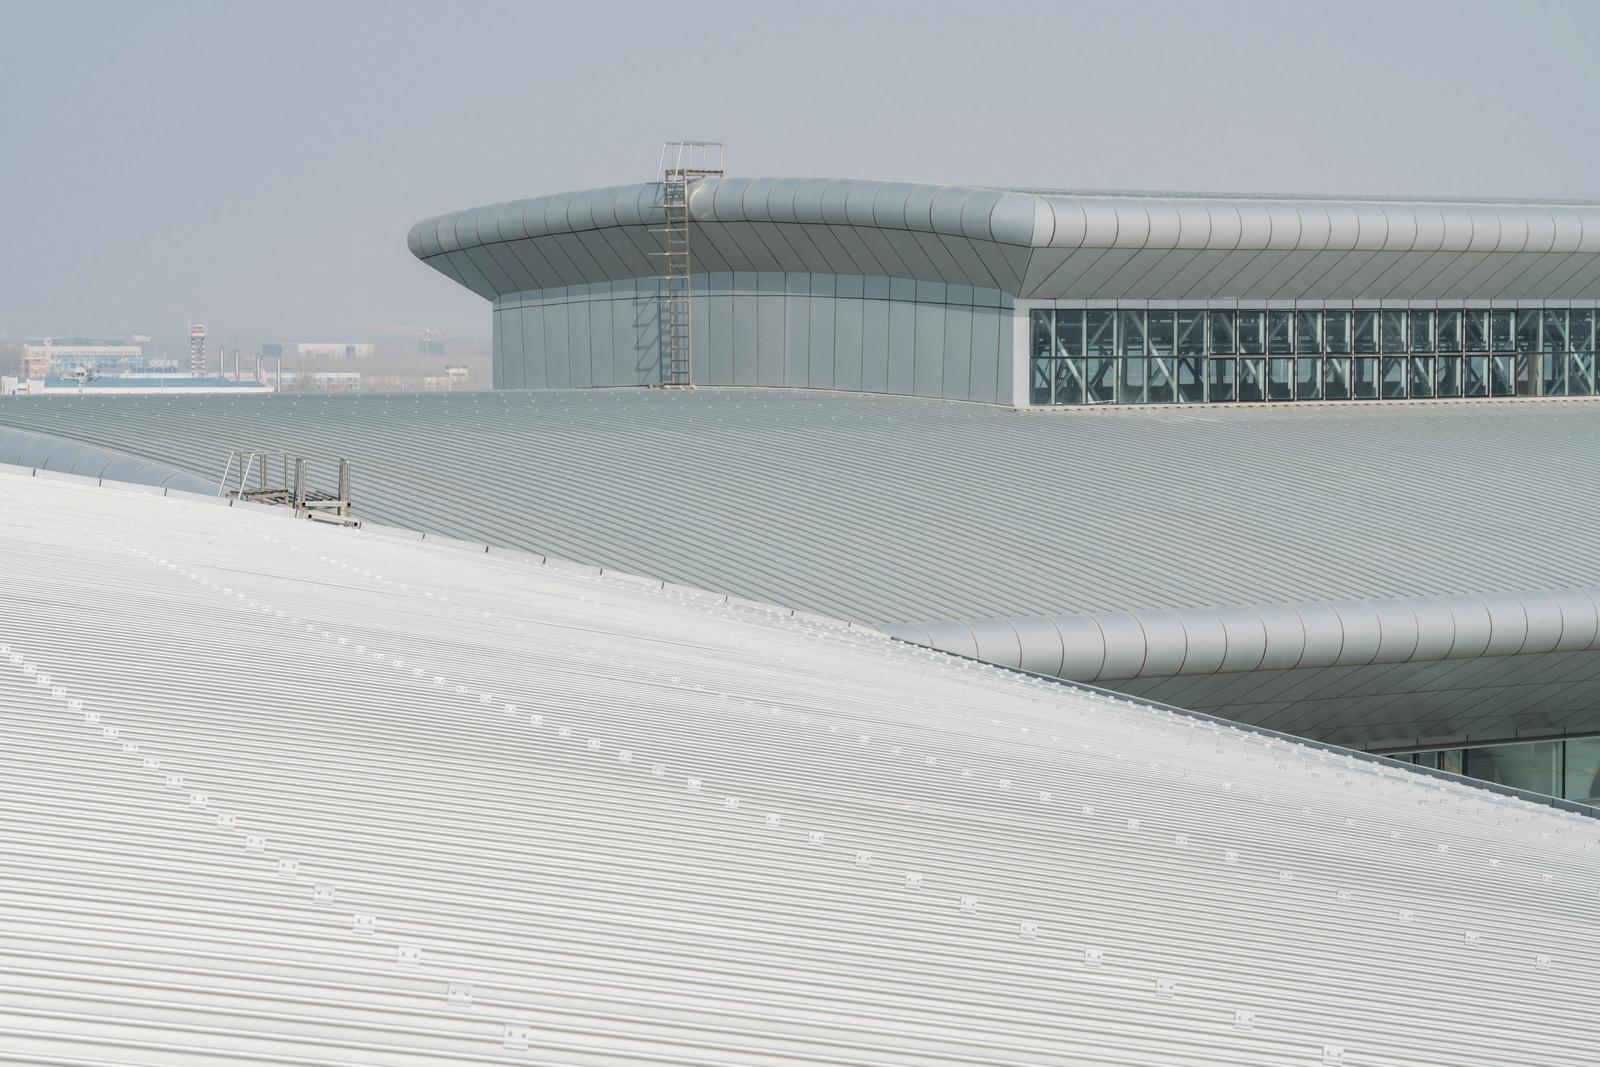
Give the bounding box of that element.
[411,178,1600,302]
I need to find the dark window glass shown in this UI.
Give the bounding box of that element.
[1053,310,1084,357]
[1053,357,1086,405]
[1515,352,1535,395]
[1323,311,1350,354]
[1436,310,1462,353]
[1570,309,1595,353]
[1353,356,1381,399]
[1120,310,1146,356]
[1119,356,1147,403]
[1409,311,1433,353]
[1296,311,1322,354]
[1464,310,1489,353]
[1324,356,1352,400]
[1464,355,1489,396]
[1541,352,1566,396]
[1382,356,1407,398]
[1567,351,1596,395]
[1085,310,1116,356]
[1542,309,1568,352]
[1176,311,1206,356]
[1491,310,1515,352]
[1237,311,1264,355]
[1085,356,1116,403]
[1147,310,1174,356]
[1295,357,1322,400]
[1176,356,1205,402]
[1267,357,1294,400]
[1030,358,1053,404]
[1267,311,1294,355]
[1030,310,1052,358]
[1491,354,1515,395]
[1409,356,1434,398]
[1207,358,1236,402]
[1381,310,1407,353]
[1353,310,1380,354]
[1207,310,1236,354]
[1435,355,1462,398]
[1515,309,1541,353]
[1237,357,1265,401]
[1147,356,1175,403]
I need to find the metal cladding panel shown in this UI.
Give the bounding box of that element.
[857,298,887,393]
[9,472,1598,1066]
[912,303,944,396]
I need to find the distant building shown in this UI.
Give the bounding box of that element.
[262,342,375,361]
[188,323,207,376]
[21,338,177,379]
[275,370,360,392]
[2,374,271,396]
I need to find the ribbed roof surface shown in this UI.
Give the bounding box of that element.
[409,178,1600,301]
[4,471,1598,1065]
[2,391,1599,627]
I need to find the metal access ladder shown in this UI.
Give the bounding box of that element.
[654,141,724,386]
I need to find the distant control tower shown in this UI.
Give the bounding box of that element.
[188,322,207,376]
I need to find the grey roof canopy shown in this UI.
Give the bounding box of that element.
[409,178,1600,303]
[5,389,1600,752]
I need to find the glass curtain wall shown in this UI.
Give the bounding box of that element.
[1391,736,1600,808]
[1029,307,1600,406]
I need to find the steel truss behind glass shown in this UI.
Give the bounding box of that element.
[1029,307,1600,406]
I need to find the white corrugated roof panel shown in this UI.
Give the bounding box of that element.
[1,472,1596,1065]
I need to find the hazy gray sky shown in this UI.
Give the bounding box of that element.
[3,0,1598,350]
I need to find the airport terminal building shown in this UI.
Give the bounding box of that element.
[407,178,1600,407]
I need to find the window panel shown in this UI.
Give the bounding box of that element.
[1323,311,1350,354]
[1085,310,1116,356]
[1053,357,1086,405]
[1568,351,1595,395]
[1267,357,1294,400]
[1490,310,1515,352]
[1146,356,1175,404]
[1464,355,1489,397]
[1147,310,1174,356]
[1353,310,1380,354]
[1054,309,1084,357]
[1541,352,1566,396]
[1296,311,1322,354]
[1382,355,1407,398]
[1353,356,1380,399]
[1085,355,1116,403]
[1030,358,1053,404]
[1436,309,1462,353]
[1267,310,1294,355]
[1120,310,1147,356]
[1176,310,1205,356]
[1030,309,1052,359]
[1409,356,1434,398]
[1464,310,1489,353]
[1119,356,1147,403]
[1542,309,1568,352]
[1491,353,1515,395]
[1238,358,1265,402]
[1435,355,1462,398]
[1515,309,1540,352]
[1207,310,1236,354]
[1207,358,1236,402]
[1176,356,1205,403]
[1409,310,1433,353]
[1381,310,1407,353]
[1295,357,1322,400]
[1570,309,1595,353]
[1237,311,1264,355]
[1324,356,1352,400]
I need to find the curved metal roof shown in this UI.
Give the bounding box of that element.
[4,470,1598,1065]
[5,389,1600,749]
[410,178,1600,302]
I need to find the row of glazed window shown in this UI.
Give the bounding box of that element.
[1029,307,1600,360]
[1029,350,1600,405]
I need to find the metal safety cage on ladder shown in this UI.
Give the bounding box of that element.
[652,141,724,387]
